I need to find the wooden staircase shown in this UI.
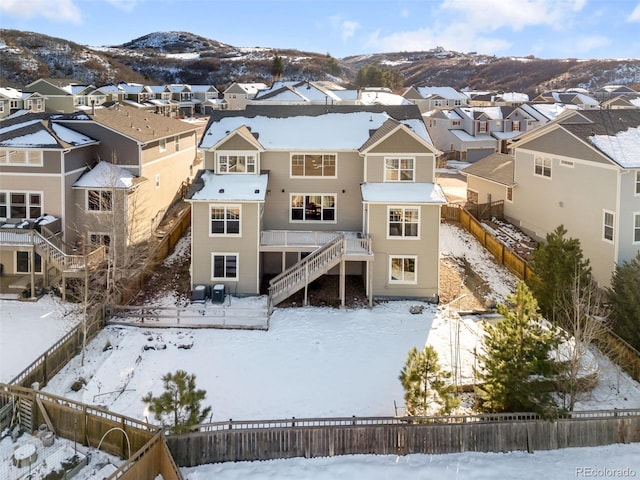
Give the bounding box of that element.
[268,234,346,309]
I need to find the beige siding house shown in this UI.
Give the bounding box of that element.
[463,110,640,287]
[0,104,198,297]
[187,105,446,308]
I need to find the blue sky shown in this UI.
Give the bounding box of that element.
[1,0,639,59]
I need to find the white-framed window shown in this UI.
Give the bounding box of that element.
[211,253,238,280]
[636,171,640,195]
[155,174,160,189]
[477,121,488,133]
[451,120,461,126]
[603,210,615,242]
[633,213,640,244]
[389,255,417,284]
[159,138,167,152]
[217,152,257,174]
[506,187,513,202]
[290,194,336,222]
[511,121,520,132]
[0,149,43,166]
[534,156,552,178]
[467,189,479,204]
[384,157,414,182]
[290,154,336,177]
[388,207,420,238]
[16,251,42,274]
[0,102,4,113]
[87,190,112,212]
[175,135,181,151]
[0,191,43,219]
[209,204,241,236]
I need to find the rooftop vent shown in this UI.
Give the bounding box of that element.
[254,189,259,194]
[218,188,224,194]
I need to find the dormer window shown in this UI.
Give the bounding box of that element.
[217,153,256,174]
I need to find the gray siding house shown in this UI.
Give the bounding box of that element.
[187,105,446,308]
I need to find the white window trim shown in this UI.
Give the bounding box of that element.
[633,212,640,245]
[209,204,242,237]
[384,157,415,182]
[289,153,337,178]
[506,187,514,203]
[289,193,337,224]
[387,206,421,240]
[211,252,239,281]
[85,189,113,213]
[0,149,43,167]
[159,138,167,152]
[388,255,418,284]
[0,191,44,220]
[216,151,258,174]
[635,171,640,196]
[603,209,615,243]
[15,251,42,274]
[534,156,552,179]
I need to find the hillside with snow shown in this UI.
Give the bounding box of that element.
[2,29,639,94]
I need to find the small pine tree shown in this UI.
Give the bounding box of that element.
[608,251,640,349]
[399,345,459,416]
[270,55,284,80]
[527,225,591,326]
[476,282,561,418]
[142,370,211,434]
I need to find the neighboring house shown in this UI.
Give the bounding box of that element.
[0,104,199,296]
[425,104,551,162]
[251,81,344,106]
[402,86,469,113]
[460,152,515,205]
[463,109,640,288]
[26,79,96,113]
[223,82,268,110]
[594,85,639,101]
[600,95,638,110]
[531,91,600,110]
[190,85,221,114]
[0,88,47,119]
[187,105,445,307]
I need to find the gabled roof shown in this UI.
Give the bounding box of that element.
[0,87,23,100]
[199,105,432,151]
[0,114,98,149]
[411,86,467,101]
[461,153,515,186]
[223,82,268,95]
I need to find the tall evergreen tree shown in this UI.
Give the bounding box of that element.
[608,251,640,349]
[476,282,561,418]
[526,225,591,326]
[399,345,459,416]
[142,370,211,433]
[270,54,285,80]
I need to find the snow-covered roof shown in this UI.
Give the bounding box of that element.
[415,86,467,100]
[359,91,411,106]
[360,182,447,204]
[0,87,23,100]
[590,126,640,168]
[492,131,522,140]
[450,130,495,143]
[189,171,269,201]
[200,110,431,150]
[0,118,97,148]
[73,161,138,189]
[497,92,529,102]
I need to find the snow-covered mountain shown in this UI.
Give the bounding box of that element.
[1,29,639,95]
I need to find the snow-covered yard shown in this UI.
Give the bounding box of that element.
[1,222,639,478]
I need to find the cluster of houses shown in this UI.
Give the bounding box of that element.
[0,77,638,307]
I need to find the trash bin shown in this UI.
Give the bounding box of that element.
[211,284,225,303]
[191,284,208,302]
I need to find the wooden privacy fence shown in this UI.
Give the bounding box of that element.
[442,204,534,281]
[167,410,640,467]
[0,384,182,480]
